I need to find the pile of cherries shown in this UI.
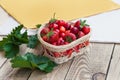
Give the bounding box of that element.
[41,19,90,46]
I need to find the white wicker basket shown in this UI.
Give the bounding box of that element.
[37,23,91,64]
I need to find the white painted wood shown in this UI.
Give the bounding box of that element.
[65,43,114,80]
[0,60,32,80]
[28,60,72,80]
[0,36,7,67]
[0,7,19,35]
[106,44,120,80]
[0,60,13,80]
[0,53,7,68]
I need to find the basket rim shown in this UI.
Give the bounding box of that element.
[37,23,91,49]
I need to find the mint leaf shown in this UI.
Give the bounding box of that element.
[38,63,48,70]
[27,34,39,48]
[44,61,57,72]
[11,55,33,69]
[3,43,19,58]
[0,25,28,58]
[11,53,57,72]
[9,25,28,45]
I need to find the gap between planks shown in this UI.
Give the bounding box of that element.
[106,44,120,80]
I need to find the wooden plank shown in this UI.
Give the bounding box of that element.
[5,68,32,80]
[0,60,13,80]
[28,60,72,80]
[0,36,32,80]
[0,52,7,68]
[0,60,32,80]
[106,44,120,80]
[0,36,7,68]
[65,43,114,80]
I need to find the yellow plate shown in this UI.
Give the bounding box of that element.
[0,0,120,28]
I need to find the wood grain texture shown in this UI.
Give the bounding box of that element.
[4,68,32,80]
[65,43,114,80]
[0,36,7,68]
[28,60,72,80]
[0,60,13,80]
[0,60,32,80]
[0,53,7,68]
[106,44,120,80]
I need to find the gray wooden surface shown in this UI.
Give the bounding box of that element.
[0,36,119,80]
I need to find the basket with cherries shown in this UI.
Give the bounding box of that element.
[38,18,91,63]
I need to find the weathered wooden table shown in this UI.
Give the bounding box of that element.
[0,36,119,80]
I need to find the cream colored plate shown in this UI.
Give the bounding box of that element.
[0,0,120,28]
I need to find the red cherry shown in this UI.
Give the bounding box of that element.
[82,26,90,34]
[64,42,69,45]
[70,27,79,34]
[85,41,89,46]
[60,26,66,33]
[56,20,66,26]
[49,31,59,43]
[78,31,85,38]
[42,35,48,42]
[49,23,53,29]
[52,23,58,29]
[66,49,73,58]
[49,23,58,29]
[74,20,80,27]
[52,42,57,45]
[69,25,74,30]
[55,29,60,33]
[41,27,50,35]
[63,22,70,30]
[74,20,81,30]
[60,32,65,38]
[65,33,76,42]
[65,30,70,34]
[74,45,79,53]
[53,52,61,58]
[57,37,65,45]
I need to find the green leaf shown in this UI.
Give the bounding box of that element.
[37,63,48,70]
[11,55,32,69]
[65,36,73,43]
[45,61,57,72]
[11,25,23,35]
[27,34,39,48]
[36,24,42,28]
[46,28,54,39]
[3,43,13,52]
[0,47,3,51]
[3,43,19,58]
[80,20,89,28]
[49,18,57,23]
[0,25,28,58]
[10,53,57,72]
[0,40,4,51]
[10,25,28,45]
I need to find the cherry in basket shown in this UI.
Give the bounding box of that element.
[40,19,90,46]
